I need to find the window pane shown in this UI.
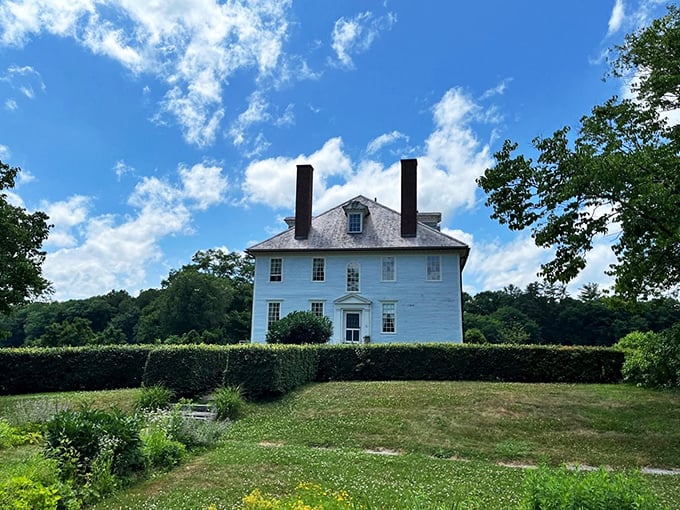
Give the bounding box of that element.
[382,256,395,281]
[310,302,324,317]
[347,262,360,291]
[312,258,325,281]
[269,258,282,282]
[346,313,360,328]
[267,302,280,328]
[348,213,362,233]
[426,255,441,281]
[382,303,396,333]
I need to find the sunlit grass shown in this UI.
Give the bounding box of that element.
[2,382,679,509]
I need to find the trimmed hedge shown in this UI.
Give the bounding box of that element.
[142,345,230,398]
[0,345,152,395]
[223,344,319,400]
[0,342,624,397]
[316,344,624,383]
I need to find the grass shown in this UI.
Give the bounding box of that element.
[1,382,679,509]
[0,388,142,426]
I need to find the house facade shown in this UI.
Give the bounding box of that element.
[246,159,469,344]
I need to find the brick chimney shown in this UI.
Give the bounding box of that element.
[400,158,417,237]
[295,164,314,239]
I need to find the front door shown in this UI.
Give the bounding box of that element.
[344,311,361,343]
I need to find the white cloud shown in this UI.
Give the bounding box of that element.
[113,159,134,180]
[243,87,495,222]
[229,90,271,146]
[42,195,91,248]
[37,161,230,299]
[1,64,45,108]
[243,137,352,210]
[0,0,293,147]
[480,78,512,99]
[366,130,408,154]
[331,11,395,69]
[179,162,228,210]
[0,144,9,159]
[461,233,551,293]
[608,0,626,35]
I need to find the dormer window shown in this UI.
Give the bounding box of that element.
[343,200,369,234]
[348,212,362,233]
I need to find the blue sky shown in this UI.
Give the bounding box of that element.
[0,0,670,301]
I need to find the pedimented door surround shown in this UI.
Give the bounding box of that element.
[333,293,372,344]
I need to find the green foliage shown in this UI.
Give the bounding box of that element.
[0,345,152,395]
[0,476,63,510]
[519,465,667,510]
[211,386,246,421]
[134,385,175,412]
[266,310,333,344]
[223,344,319,400]
[622,324,680,388]
[0,417,41,448]
[478,6,680,300]
[34,318,96,347]
[140,413,186,470]
[44,406,145,486]
[142,345,229,398]
[315,344,623,384]
[614,331,657,351]
[0,161,52,314]
[464,328,488,344]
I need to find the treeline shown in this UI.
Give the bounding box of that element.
[2,255,678,348]
[464,282,680,346]
[0,250,254,348]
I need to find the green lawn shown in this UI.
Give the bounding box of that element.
[2,382,679,509]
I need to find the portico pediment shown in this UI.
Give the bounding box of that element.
[334,293,372,305]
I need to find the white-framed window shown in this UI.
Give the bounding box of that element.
[267,302,281,329]
[310,301,324,317]
[382,256,396,281]
[381,302,396,334]
[312,257,325,282]
[348,212,363,233]
[426,255,441,281]
[346,262,360,292]
[269,258,282,282]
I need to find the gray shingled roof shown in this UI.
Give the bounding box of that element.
[247,196,469,267]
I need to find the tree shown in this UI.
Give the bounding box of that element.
[478,7,680,300]
[0,161,52,313]
[266,311,333,344]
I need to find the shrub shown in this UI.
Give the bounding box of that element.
[142,345,229,398]
[0,476,62,510]
[464,328,488,344]
[140,415,186,471]
[0,345,152,395]
[211,386,246,421]
[0,418,41,448]
[519,465,668,510]
[614,331,657,351]
[316,344,623,384]
[0,453,79,510]
[44,406,145,486]
[146,405,229,450]
[134,385,175,412]
[622,324,680,388]
[223,344,319,400]
[266,311,333,344]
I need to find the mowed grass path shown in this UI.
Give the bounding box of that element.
[88,381,680,510]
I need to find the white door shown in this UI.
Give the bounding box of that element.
[344,311,362,343]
